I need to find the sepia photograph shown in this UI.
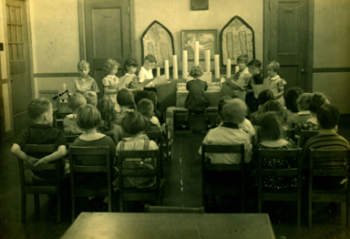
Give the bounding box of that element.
[0,0,350,238]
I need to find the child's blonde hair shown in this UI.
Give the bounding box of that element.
[137,98,154,119]
[83,91,98,106]
[28,98,52,120]
[189,65,204,78]
[103,59,120,75]
[237,55,249,65]
[297,93,312,111]
[68,93,86,111]
[121,111,149,135]
[267,61,280,72]
[77,60,90,71]
[76,105,102,130]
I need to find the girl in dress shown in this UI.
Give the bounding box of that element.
[182,66,211,129]
[121,58,139,91]
[263,61,286,106]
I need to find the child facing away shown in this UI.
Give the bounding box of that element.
[263,61,286,106]
[63,93,86,135]
[181,65,211,130]
[138,54,157,93]
[75,60,100,95]
[71,104,117,192]
[97,99,124,145]
[11,98,68,181]
[219,55,251,101]
[249,89,275,125]
[134,90,164,125]
[116,111,157,189]
[286,93,312,129]
[114,88,135,125]
[83,91,98,106]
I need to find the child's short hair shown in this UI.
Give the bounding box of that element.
[121,111,149,135]
[247,59,262,68]
[97,99,115,131]
[297,93,312,111]
[317,104,340,130]
[262,100,286,123]
[68,93,86,111]
[134,90,158,108]
[117,88,135,108]
[218,96,233,117]
[103,59,120,75]
[77,60,89,71]
[189,65,204,78]
[267,61,280,72]
[144,54,157,63]
[222,98,247,124]
[83,91,97,106]
[258,90,275,105]
[237,55,249,64]
[258,112,284,142]
[76,105,101,130]
[137,98,154,119]
[27,98,52,120]
[285,87,303,113]
[124,58,138,71]
[309,92,329,113]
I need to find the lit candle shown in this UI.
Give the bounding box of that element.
[165,60,169,79]
[157,67,161,77]
[194,41,200,66]
[182,50,188,79]
[214,54,220,79]
[205,50,210,72]
[226,58,231,79]
[63,83,66,91]
[173,55,178,79]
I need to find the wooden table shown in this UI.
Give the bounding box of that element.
[61,212,276,239]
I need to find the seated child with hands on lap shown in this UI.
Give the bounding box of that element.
[63,93,86,135]
[11,98,68,181]
[75,60,100,95]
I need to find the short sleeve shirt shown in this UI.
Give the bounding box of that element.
[138,67,155,88]
[75,76,100,93]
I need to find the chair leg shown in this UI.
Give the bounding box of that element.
[341,202,347,225]
[108,195,112,212]
[119,197,124,212]
[34,194,40,214]
[297,200,301,226]
[71,196,76,223]
[57,194,61,223]
[21,193,26,223]
[308,201,312,227]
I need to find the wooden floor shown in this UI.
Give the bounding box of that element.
[1,114,350,239]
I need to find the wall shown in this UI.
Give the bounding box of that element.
[30,0,80,97]
[313,0,350,113]
[134,0,263,70]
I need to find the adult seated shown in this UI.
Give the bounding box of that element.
[303,104,349,190]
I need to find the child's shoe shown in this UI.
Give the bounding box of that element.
[181,121,189,130]
[206,121,212,129]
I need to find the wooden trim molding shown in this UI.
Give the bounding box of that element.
[78,0,86,60]
[130,0,136,59]
[34,73,80,78]
[313,67,350,73]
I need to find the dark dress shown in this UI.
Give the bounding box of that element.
[185,79,209,112]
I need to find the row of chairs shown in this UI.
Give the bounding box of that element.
[201,144,350,227]
[18,145,164,223]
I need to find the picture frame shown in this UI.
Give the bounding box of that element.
[181,29,217,60]
[191,0,209,11]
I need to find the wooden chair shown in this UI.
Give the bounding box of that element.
[298,130,319,147]
[309,149,350,227]
[144,204,204,213]
[18,144,63,223]
[64,134,81,145]
[69,146,115,222]
[285,129,296,143]
[118,150,164,212]
[257,148,302,225]
[162,124,173,163]
[145,131,164,178]
[201,144,246,212]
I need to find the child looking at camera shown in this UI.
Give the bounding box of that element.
[263,61,286,106]
[121,58,140,90]
[75,60,100,94]
[139,54,157,93]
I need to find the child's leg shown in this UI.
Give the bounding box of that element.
[203,110,212,128]
[181,110,190,129]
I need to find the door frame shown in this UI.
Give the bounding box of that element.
[77,0,136,61]
[263,0,314,92]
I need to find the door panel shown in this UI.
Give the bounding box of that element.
[6,0,32,134]
[84,0,131,99]
[265,0,308,92]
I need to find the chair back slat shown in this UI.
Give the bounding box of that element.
[119,150,159,159]
[311,149,349,159]
[310,149,349,173]
[258,148,300,158]
[299,130,319,147]
[72,166,108,173]
[122,169,157,177]
[23,162,56,170]
[24,144,57,153]
[69,147,110,155]
[313,169,348,177]
[205,163,241,171]
[261,168,298,176]
[202,144,244,154]
[144,204,204,213]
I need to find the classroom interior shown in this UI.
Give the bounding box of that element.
[1,0,350,238]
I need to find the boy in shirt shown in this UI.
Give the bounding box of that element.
[11,98,67,181]
[139,54,157,93]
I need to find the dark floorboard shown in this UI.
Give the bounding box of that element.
[1,115,350,238]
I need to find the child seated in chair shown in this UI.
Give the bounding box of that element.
[134,90,164,125]
[83,91,98,106]
[182,65,211,130]
[114,88,135,125]
[199,98,252,165]
[11,98,68,181]
[116,111,157,189]
[286,92,312,129]
[63,93,86,135]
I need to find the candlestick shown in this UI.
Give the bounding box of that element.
[173,55,178,79]
[205,50,210,72]
[63,83,66,91]
[226,58,231,79]
[194,41,199,66]
[214,55,220,79]
[165,60,169,79]
[182,50,188,79]
[156,67,160,77]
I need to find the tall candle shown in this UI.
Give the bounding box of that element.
[156,67,160,77]
[205,50,210,72]
[165,60,169,79]
[194,41,200,66]
[226,58,231,79]
[214,54,220,79]
[182,50,188,79]
[63,83,66,91]
[173,55,178,79]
